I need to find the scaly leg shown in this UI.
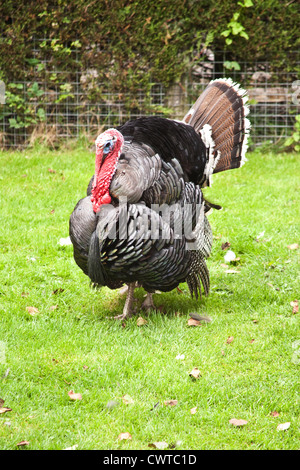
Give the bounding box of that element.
[141,292,155,312]
[114,282,136,320]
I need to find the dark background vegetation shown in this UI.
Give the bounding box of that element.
[1,0,299,91]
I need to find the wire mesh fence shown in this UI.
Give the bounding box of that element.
[0,42,299,149]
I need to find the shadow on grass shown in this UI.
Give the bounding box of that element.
[89,284,209,321]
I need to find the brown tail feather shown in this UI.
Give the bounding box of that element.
[183,78,250,184]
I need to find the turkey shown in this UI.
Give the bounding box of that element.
[69,78,250,320]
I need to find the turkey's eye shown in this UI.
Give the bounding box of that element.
[103,140,114,154]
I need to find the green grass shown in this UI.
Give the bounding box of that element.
[0,142,299,450]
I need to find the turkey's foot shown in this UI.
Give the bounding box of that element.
[114,282,136,320]
[141,292,155,312]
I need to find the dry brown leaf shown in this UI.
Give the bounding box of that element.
[164,399,178,407]
[271,411,280,417]
[290,300,298,314]
[189,367,201,379]
[277,422,290,431]
[226,336,234,344]
[149,441,169,450]
[21,292,29,297]
[52,288,64,295]
[249,339,255,344]
[287,243,299,250]
[0,407,12,414]
[118,432,132,441]
[190,406,198,415]
[17,440,29,446]
[136,316,147,326]
[222,242,231,250]
[26,306,39,316]
[229,418,248,427]
[122,394,134,405]
[187,318,201,327]
[68,390,82,401]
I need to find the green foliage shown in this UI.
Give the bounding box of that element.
[284,115,300,152]
[0,1,299,133]
[0,82,45,129]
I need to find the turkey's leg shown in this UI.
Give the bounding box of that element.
[114,282,136,320]
[141,292,155,312]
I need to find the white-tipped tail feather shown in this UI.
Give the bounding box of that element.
[183,78,251,185]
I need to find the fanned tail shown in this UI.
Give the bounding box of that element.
[182,78,250,186]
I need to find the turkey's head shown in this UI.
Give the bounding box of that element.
[91,128,124,212]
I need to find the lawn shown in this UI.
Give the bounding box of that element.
[0,142,299,450]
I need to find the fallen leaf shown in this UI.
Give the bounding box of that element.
[249,339,255,343]
[17,441,29,446]
[50,209,55,214]
[221,263,229,268]
[290,300,298,314]
[225,269,240,274]
[0,407,12,414]
[164,400,178,407]
[136,316,147,326]
[83,365,89,370]
[59,236,72,246]
[277,422,290,431]
[189,367,201,379]
[175,354,185,360]
[48,168,56,173]
[226,336,234,344]
[229,418,248,427]
[118,432,132,441]
[271,411,280,417]
[187,318,201,327]
[222,242,231,250]
[224,250,236,263]
[122,394,134,405]
[287,243,298,250]
[63,444,78,450]
[190,406,198,415]
[50,305,58,311]
[21,292,29,297]
[68,390,82,401]
[52,288,64,295]
[149,441,169,450]
[26,306,39,316]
